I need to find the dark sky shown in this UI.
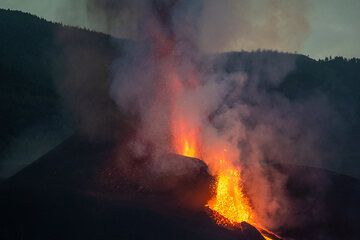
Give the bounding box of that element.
[1,0,359,59]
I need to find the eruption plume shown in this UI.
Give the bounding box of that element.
[57,0,344,237]
[107,1,286,236]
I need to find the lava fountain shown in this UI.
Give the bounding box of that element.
[172,107,278,239]
[167,68,279,240]
[168,67,253,223]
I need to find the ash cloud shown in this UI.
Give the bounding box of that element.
[57,0,340,231]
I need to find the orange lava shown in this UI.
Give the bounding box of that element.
[170,83,277,240]
[163,45,277,240]
[143,14,279,239]
[171,116,199,158]
[206,167,252,225]
[170,101,253,224]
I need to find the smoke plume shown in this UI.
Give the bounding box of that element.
[57,0,341,231]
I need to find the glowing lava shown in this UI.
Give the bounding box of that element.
[183,139,196,157]
[207,168,252,225]
[173,138,278,239]
[169,74,253,225]
[171,116,254,227]
[170,96,278,239]
[172,119,199,158]
[166,54,277,240]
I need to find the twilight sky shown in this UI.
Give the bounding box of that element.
[0,0,359,59]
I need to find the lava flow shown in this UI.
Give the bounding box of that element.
[173,132,278,239]
[175,134,254,227]
[169,73,279,240]
[207,167,252,225]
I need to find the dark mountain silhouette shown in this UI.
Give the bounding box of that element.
[0,9,72,178]
[280,56,360,178]
[0,9,130,177]
[214,51,360,178]
[1,9,359,178]
[0,9,64,152]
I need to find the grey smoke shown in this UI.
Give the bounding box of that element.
[58,0,340,230]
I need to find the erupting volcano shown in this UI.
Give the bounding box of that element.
[2,1,360,240]
[137,2,279,234]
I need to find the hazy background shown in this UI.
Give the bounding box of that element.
[0,0,359,59]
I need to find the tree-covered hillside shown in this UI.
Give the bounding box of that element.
[0,9,359,178]
[0,9,123,177]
